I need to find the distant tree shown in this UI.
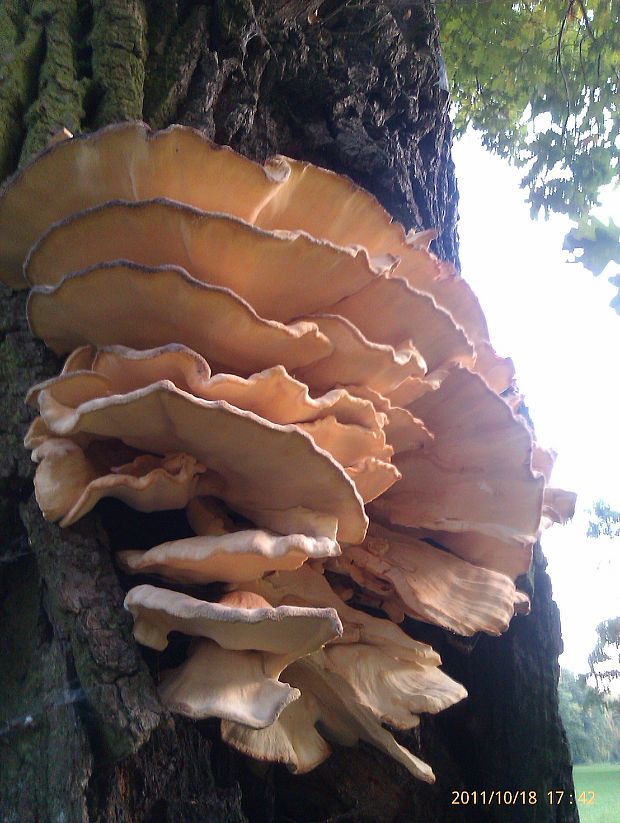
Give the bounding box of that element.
[584,506,620,693]
[589,617,620,691]
[559,669,620,763]
[437,0,620,305]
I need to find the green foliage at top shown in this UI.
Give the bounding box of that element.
[559,670,620,763]
[437,0,619,220]
[437,0,619,292]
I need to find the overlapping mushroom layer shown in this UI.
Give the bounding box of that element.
[2,123,576,782]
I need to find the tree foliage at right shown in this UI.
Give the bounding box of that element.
[588,617,620,689]
[437,0,619,304]
[587,498,620,538]
[559,669,620,763]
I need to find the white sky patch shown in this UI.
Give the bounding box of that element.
[452,130,620,676]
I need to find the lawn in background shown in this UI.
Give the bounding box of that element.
[573,764,620,823]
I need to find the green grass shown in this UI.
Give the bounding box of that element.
[573,763,620,823]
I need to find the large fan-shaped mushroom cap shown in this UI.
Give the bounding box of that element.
[317,644,467,726]
[34,381,368,542]
[295,313,427,394]
[29,347,398,503]
[31,438,208,527]
[0,122,400,289]
[326,276,475,372]
[329,525,522,636]
[373,367,544,577]
[25,199,395,320]
[0,121,492,383]
[0,122,490,382]
[0,122,287,288]
[236,566,441,664]
[28,345,384,433]
[27,262,332,375]
[255,155,489,348]
[124,585,342,669]
[223,654,437,783]
[222,688,331,774]
[0,124,422,289]
[158,639,301,727]
[117,530,340,584]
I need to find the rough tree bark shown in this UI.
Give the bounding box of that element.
[0,1,577,821]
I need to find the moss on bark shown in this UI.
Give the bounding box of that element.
[0,2,44,178]
[90,0,147,126]
[20,0,88,161]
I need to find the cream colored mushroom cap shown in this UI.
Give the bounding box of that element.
[237,566,441,665]
[221,689,331,774]
[124,584,343,663]
[330,525,522,636]
[224,654,437,783]
[27,262,332,375]
[0,122,400,289]
[256,154,489,348]
[295,313,427,395]
[117,530,340,584]
[374,367,544,577]
[34,381,368,542]
[0,121,488,375]
[317,644,467,727]
[158,639,301,727]
[0,122,407,291]
[0,122,289,288]
[25,198,395,321]
[28,344,384,433]
[326,276,475,372]
[28,345,395,486]
[31,439,207,527]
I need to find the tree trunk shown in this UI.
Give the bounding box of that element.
[0,2,577,821]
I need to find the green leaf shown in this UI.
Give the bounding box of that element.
[564,215,620,276]
[437,0,620,225]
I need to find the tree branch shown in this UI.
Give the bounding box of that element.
[557,0,575,139]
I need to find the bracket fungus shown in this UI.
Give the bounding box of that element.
[3,122,575,784]
[117,531,340,584]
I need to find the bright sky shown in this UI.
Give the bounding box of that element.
[453,130,620,676]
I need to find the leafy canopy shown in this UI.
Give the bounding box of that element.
[437,0,619,294]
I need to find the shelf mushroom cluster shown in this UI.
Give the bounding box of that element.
[0,122,575,783]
